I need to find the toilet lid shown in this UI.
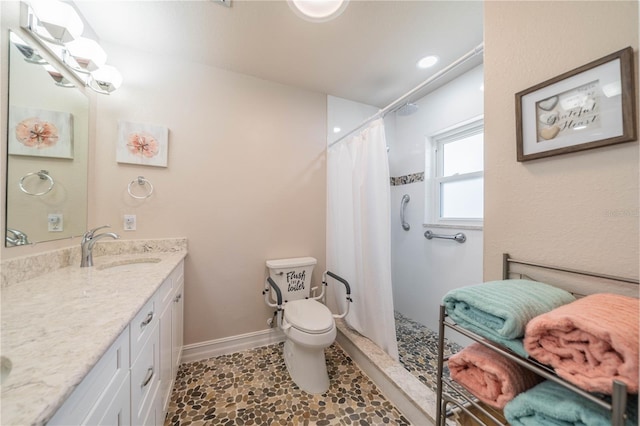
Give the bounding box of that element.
[284,299,334,334]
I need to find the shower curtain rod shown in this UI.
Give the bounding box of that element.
[328,42,484,149]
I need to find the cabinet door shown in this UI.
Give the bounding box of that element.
[83,373,131,426]
[172,278,184,379]
[48,328,130,426]
[158,295,173,415]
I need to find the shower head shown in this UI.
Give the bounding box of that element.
[395,102,419,116]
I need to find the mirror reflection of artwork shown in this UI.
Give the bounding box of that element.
[8,106,74,158]
[117,121,169,167]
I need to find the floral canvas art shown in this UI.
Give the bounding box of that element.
[117,121,169,167]
[8,106,73,158]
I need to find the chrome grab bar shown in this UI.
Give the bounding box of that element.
[424,230,466,244]
[400,194,410,231]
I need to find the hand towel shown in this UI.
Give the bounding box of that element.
[448,342,543,409]
[443,280,576,357]
[524,293,639,394]
[504,380,638,426]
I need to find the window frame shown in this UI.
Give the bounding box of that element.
[425,115,484,228]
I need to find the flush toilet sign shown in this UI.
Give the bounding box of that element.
[287,271,305,292]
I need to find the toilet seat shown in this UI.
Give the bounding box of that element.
[284,299,334,334]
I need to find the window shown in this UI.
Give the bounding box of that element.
[426,116,484,227]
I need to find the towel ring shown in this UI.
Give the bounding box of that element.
[19,170,55,196]
[128,176,154,199]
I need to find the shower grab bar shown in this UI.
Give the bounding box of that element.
[400,194,410,231]
[424,230,466,244]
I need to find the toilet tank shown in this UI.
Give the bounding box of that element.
[266,257,317,303]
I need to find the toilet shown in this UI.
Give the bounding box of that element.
[263,257,351,394]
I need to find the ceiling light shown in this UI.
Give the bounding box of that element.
[288,0,349,23]
[29,0,84,43]
[333,127,341,133]
[417,55,438,69]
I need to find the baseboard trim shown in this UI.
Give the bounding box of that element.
[181,328,286,363]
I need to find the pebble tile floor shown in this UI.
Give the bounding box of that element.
[165,312,462,426]
[165,343,411,425]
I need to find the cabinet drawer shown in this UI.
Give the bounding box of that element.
[48,328,130,425]
[131,323,160,426]
[130,295,157,365]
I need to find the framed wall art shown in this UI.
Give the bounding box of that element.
[515,47,636,162]
[117,121,169,167]
[8,106,74,159]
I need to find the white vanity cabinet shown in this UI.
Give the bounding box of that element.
[158,261,185,420]
[48,328,131,426]
[47,260,185,426]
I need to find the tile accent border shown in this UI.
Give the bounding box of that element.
[390,171,425,186]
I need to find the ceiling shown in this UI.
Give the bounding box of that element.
[75,0,483,108]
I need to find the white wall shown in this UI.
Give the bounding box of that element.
[327,96,379,145]
[389,65,484,335]
[91,44,327,346]
[484,1,639,281]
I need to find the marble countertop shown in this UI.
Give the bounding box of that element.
[1,243,187,426]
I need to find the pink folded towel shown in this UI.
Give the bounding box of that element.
[524,293,639,394]
[448,342,543,409]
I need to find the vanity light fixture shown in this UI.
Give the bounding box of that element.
[9,31,46,64]
[88,65,123,94]
[43,64,75,88]
[21,1,123,95]
[288,0,349,23]
[27,0,84,43]
[65,37,107,72]
[417,55,439,69]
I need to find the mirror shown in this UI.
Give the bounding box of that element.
[5,31,89,246]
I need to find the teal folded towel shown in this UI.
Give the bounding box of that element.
[504,380,638,426]
[443,279,575,357]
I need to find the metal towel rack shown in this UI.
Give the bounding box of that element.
[424,230,466,244]
[19,170,54,196]
[400,194,410,231]
[127,176,154,199]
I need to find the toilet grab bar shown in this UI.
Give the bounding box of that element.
[263,277,283,309]
[322,271,353,319]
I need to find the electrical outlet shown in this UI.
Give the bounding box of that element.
[48,213,63,232]
[124,214,137,231]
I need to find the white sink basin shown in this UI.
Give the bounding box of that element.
[1,356,11,385]
[96,257,161,272]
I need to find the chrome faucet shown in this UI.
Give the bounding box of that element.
[6,228,30,246]
[80,225,119,267]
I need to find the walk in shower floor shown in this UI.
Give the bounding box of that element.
[394,311,462,393]
[165,343,410,425]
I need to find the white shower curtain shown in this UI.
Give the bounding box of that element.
[327,118,399,360]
